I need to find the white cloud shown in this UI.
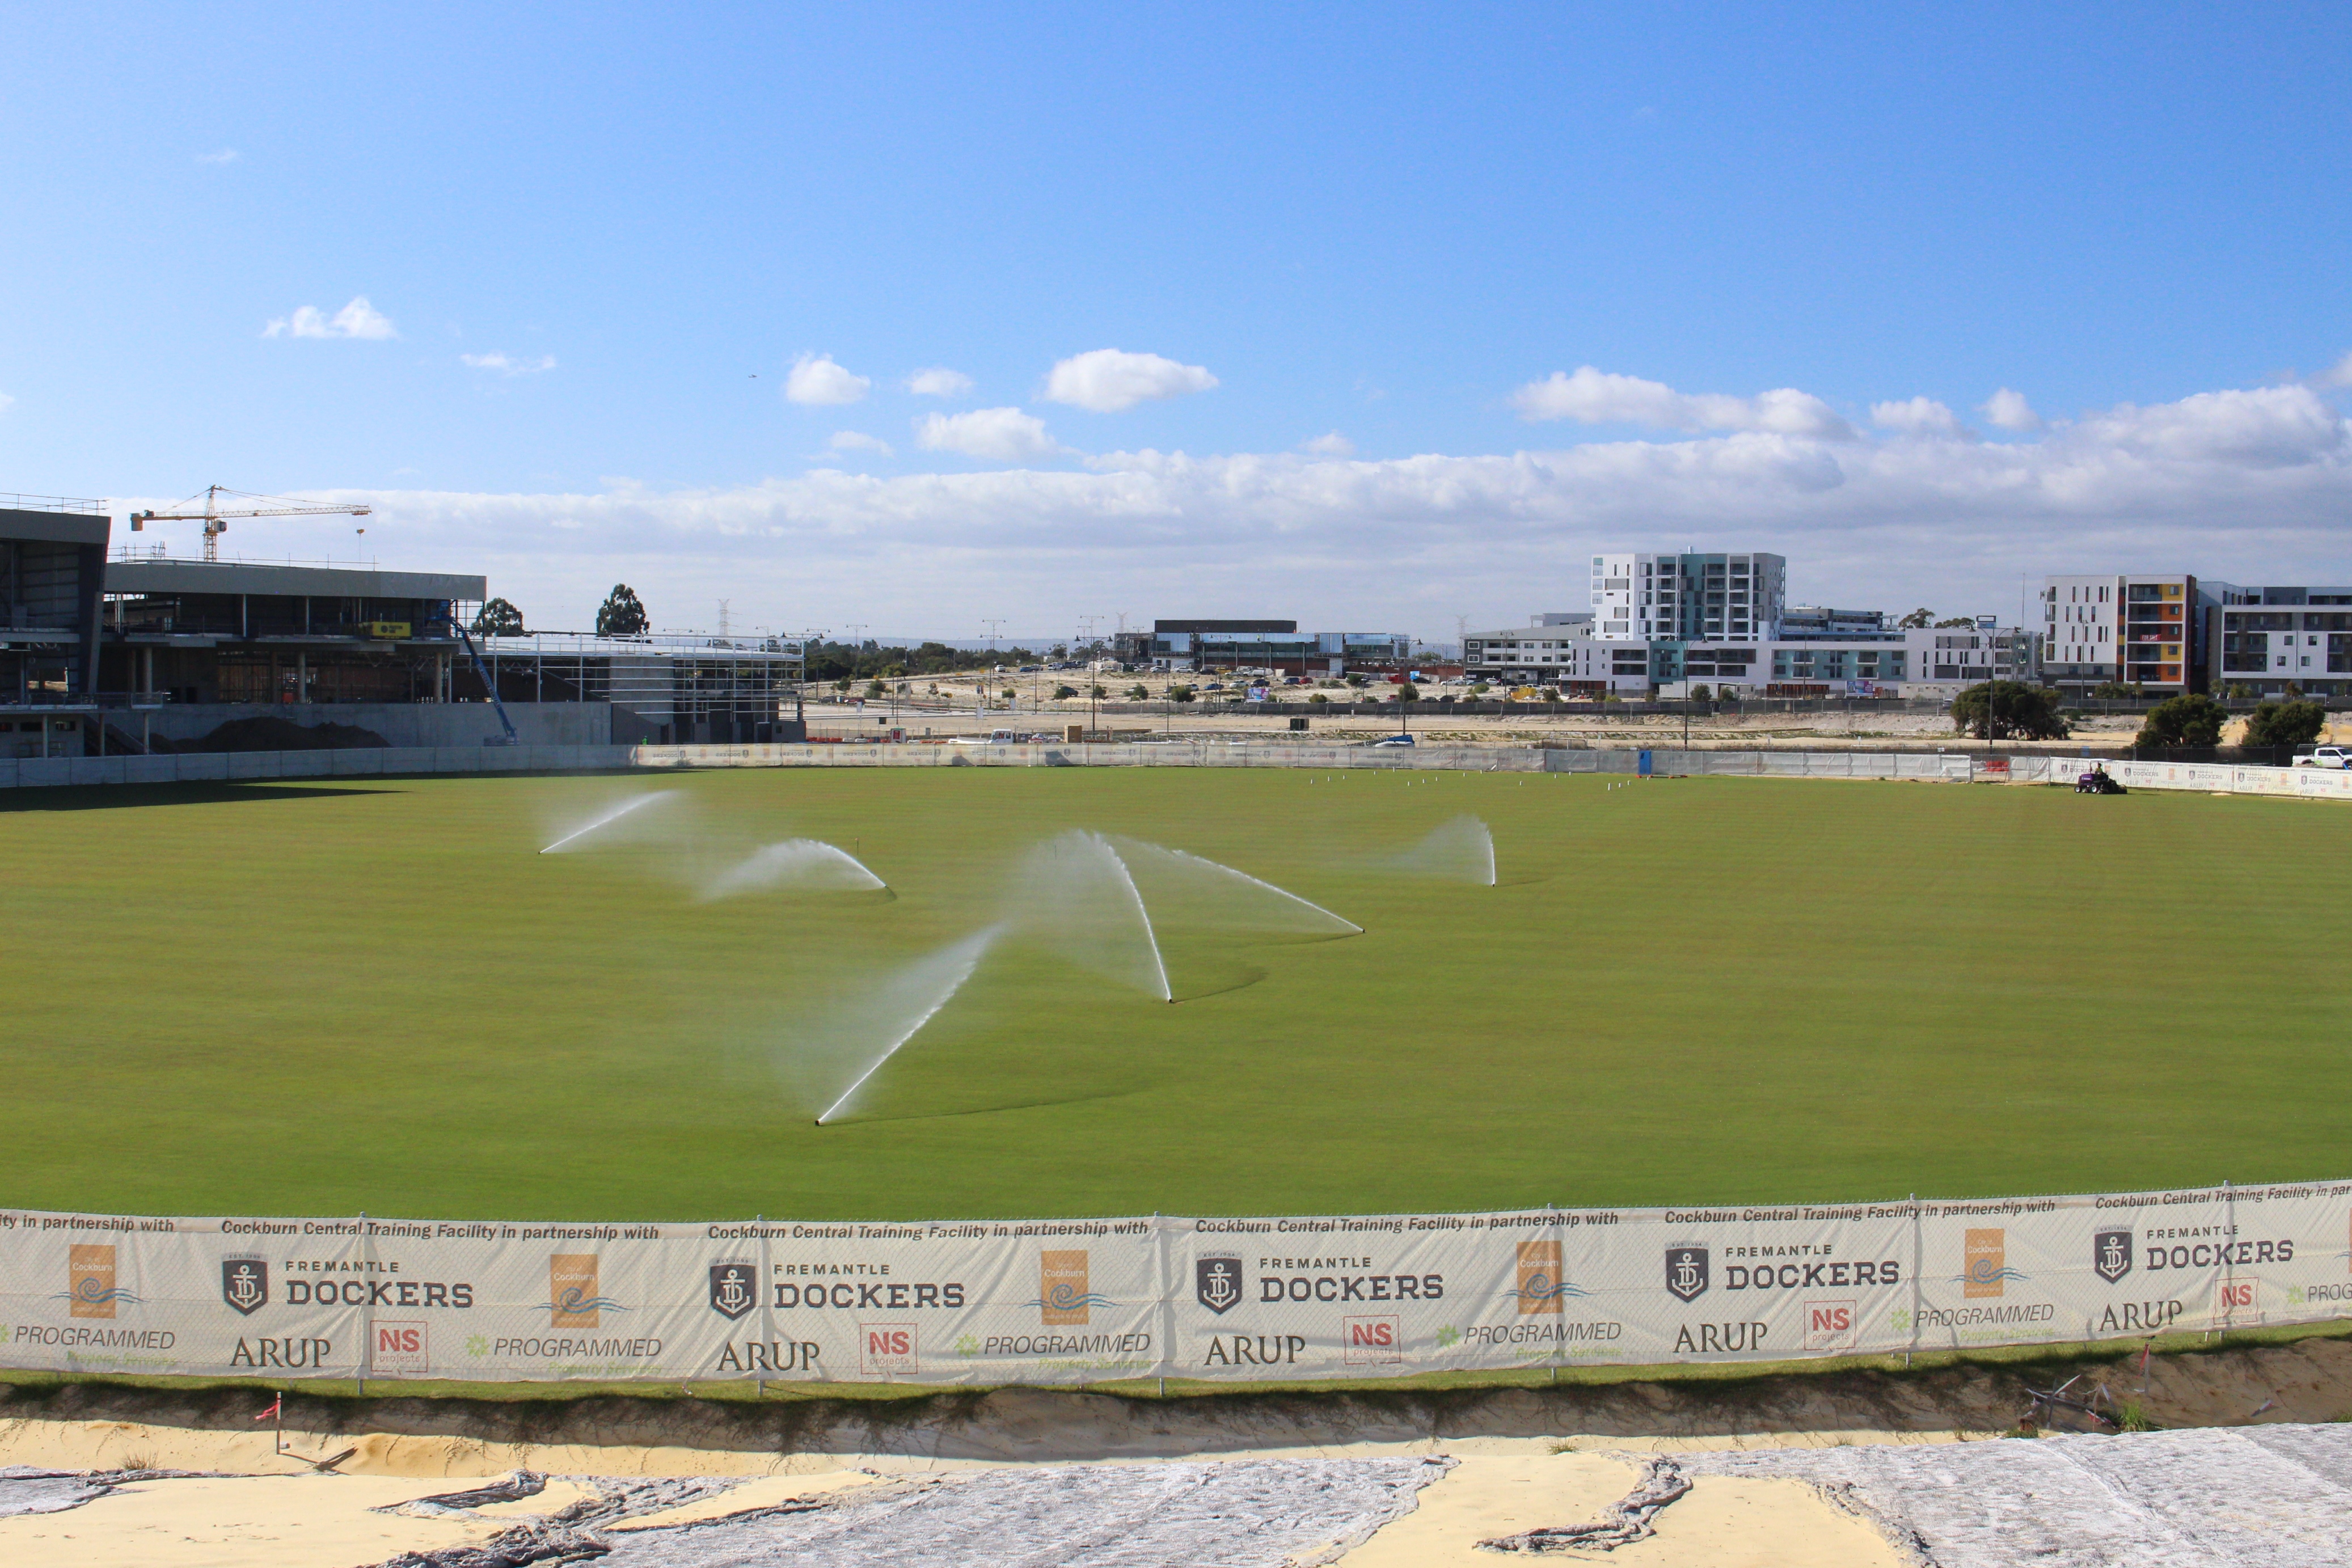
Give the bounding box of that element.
[914,407,1066,462]
[196,149,239,166]
[462,352,556,375]
[264,296,397,340]
[1870,397,1967,437]
[1511,366,1852,438]
[1300,431,1356,457]
[785,353,871,405]
[0,392,13,416]
[2316,351,2352,390]
[1981,387,2042,432]
[828,430,894,455]
[905,367,974,398]
[282,377,2351,640]
[1043,348,1218,412]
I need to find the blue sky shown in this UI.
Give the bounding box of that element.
[4,3,2349,639]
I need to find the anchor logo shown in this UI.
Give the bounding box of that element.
[2093,1230,2133,1286]
[1196,1254,1243,1316]
[1666,1245,1709,1303]
[708,1263,756,1321]
[222,1258,269,1316]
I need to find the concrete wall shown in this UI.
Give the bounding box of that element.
[136,700,615,749]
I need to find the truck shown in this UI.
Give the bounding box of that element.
[2293,746,2352,769]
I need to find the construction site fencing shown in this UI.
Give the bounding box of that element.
[2,1178,2342,1386]
[7,741,2352,802]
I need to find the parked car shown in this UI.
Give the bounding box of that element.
[1371,733,1417,747]
[2294,746,2351,769]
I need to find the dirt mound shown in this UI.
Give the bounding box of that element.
[170,716,391,753]
[3,1334,2347,1465]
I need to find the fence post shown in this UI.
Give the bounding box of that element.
[756,1214,771,1397]
[1907,1194,1922,1369]
[1154,1211,1172,1397]
[357,1211,371,1395]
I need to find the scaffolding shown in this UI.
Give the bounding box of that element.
[474,632,812,742]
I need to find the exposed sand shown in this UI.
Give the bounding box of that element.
[0,1472,525,1568]
[1333,1452,1913,1568]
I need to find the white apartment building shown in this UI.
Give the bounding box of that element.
[2042,574,2197,694]
[1460,615,1592,681]
[2209,584,2352,696]
[1590,553,1788,642]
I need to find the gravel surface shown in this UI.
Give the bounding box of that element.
[1683,1423,2352,1566]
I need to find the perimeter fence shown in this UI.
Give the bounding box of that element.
[5,1179,2344,1387]
[5,740,2352,804]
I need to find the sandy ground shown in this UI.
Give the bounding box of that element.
[9,1420,2352,1565]
[1331,1452,1911,1567]
[807,695,2336,752]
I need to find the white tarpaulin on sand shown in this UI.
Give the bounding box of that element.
[2,1180,2346,1385]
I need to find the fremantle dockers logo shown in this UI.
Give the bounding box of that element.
[2093,1230,2134,1285]
[1197,1254,1243,1316]
[709,1263,757,1321]
[222,1258,270,1316]
[1666,1245,1709,1303]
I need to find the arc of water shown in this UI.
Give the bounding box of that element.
[540,791,673,853]
[817,927,999,1124]
[1122,840,1361,933]
[705,839,886,899]
[1091,834,1173,1003]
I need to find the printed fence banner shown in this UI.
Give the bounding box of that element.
[2,1183,2346,1384]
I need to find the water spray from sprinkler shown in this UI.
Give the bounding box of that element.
[539,791,674,853]
[814,927,1000,1125]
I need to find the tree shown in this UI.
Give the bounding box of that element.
[1125,683,1149,700]
[1950,681,2069,740]
[471,597,525,637]
[1397,682,1420,701]
[1689,683,1712,701]
[1308,691,1329,705]
[1934,616,1979,629]
[596,584,648,636]
[2135,693,2228,750]
[1897,607,1935,629]
[2241,698,2325,750]
[1169,684,1197,704]
[1053,684,1078,700]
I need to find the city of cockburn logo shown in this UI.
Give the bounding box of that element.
[1666,1245,1708,1303]
[64,1244,138,1320]
[544,1255,626,1328]
[1034,1250,1109,1326]
[708,1263,755,1321]
[2093,1230,2133,1286]
[1197,1254,1243,1315]
[1962,1229,2026,1299]
[222,1258,269,1316]
[1510,1239,1580,1315]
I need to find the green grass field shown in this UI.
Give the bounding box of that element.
[3,766,2346,1223]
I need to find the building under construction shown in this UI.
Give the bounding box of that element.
[2,495,805,756]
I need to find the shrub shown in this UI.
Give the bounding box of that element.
[2135,693,2228,749]
[1951,681,2069,740]
[2242,698,2325,749]
[1053,684,1078,700]
[1170,685,1197,704]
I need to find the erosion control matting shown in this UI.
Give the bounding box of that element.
[1682,1423,2352,1566]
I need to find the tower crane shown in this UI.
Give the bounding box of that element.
[130,484,371,562]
